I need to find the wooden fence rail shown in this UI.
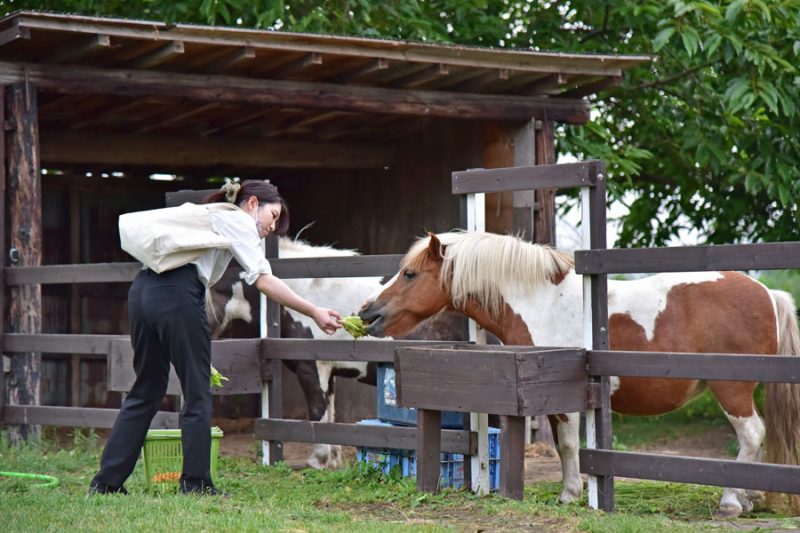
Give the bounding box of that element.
[581,450,800,494]
[4,405,178,429]
[575,241,800,274]
[588,351,800,383]
[4,254,405,285]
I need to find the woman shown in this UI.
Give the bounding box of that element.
[90,180,341,495]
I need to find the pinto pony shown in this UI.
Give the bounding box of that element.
[359,231,800,517]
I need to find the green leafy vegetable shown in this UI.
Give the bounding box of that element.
[341,315,368,339]
[210,365,229,388]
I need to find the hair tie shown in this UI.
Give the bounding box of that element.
[221,178,241,203]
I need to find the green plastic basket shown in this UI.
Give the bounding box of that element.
[142,427,224,492]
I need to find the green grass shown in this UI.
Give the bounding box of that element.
[3,429,800,532]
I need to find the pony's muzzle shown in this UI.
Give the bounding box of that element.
[358,303,386,337]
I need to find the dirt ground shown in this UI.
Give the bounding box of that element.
[213,417,736,485]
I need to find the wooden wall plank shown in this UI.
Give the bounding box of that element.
[517,381,594,416]
[575,241,800,274]
[254,419,474,454]
[395,348,520,415]
[0,61,591,123]
[4,405,178,428]
[452,161,598,194]
[588,351,800,383]
[41,131,394,170]
[581,449,800,494]
[396,347,590,416]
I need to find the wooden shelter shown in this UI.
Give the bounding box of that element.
[0,11,647,429]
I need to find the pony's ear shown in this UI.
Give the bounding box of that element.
[427,232,444,261]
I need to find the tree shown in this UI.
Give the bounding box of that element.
[5,0,799,245]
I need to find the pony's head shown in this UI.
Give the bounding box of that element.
[359,232,451,337]
[359,230,574,339]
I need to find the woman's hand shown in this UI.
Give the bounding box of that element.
[312,307,342,335]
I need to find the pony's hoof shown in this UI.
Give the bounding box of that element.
[559,490,581,504]
[746,490,765,507]
[305,457,324,470]
[715,504,743,519]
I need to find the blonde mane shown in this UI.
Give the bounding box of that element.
[403,231,574,317]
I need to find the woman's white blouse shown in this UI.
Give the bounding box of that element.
[191,208,272,287]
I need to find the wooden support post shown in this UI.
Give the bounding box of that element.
[416,408,442,493]
[511,120,536,242]
[530,120,558,447]
[5,82,42,443]
[499,415,525,500]
[534,120,556,246]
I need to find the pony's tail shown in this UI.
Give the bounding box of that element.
[765,289,800,513]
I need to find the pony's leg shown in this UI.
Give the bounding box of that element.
[551,412,582,503]
[709,382,765,517]
[306,363,342,470]
[717,409,766,516]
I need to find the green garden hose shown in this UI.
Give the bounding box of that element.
[0,471,59,488]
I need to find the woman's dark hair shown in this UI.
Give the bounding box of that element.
[203,179,290,235]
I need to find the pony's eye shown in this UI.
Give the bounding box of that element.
[403,270,417,281]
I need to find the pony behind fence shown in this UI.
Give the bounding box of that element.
[359,230,800,517]
[207,236,465,469]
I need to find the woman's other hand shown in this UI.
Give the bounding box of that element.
[312,307,342,335]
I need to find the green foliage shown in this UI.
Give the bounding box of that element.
[4,1,799,245]
[758,269,800,304]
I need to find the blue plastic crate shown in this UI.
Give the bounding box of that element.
[356,419,500,491]
[377,364,465,429]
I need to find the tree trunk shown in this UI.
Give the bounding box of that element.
[5,81,42,444]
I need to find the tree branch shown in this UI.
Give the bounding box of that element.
[579,4,611,44]
[636,61,715,90]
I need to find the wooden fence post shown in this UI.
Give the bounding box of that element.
[262,234,283,464]
[583,161,613,511]
[417,408,442,493]
[5,82,42,443]
[0,85,5,426]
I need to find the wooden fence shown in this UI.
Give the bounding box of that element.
[0,250,475,452]
[449,159,800,510]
